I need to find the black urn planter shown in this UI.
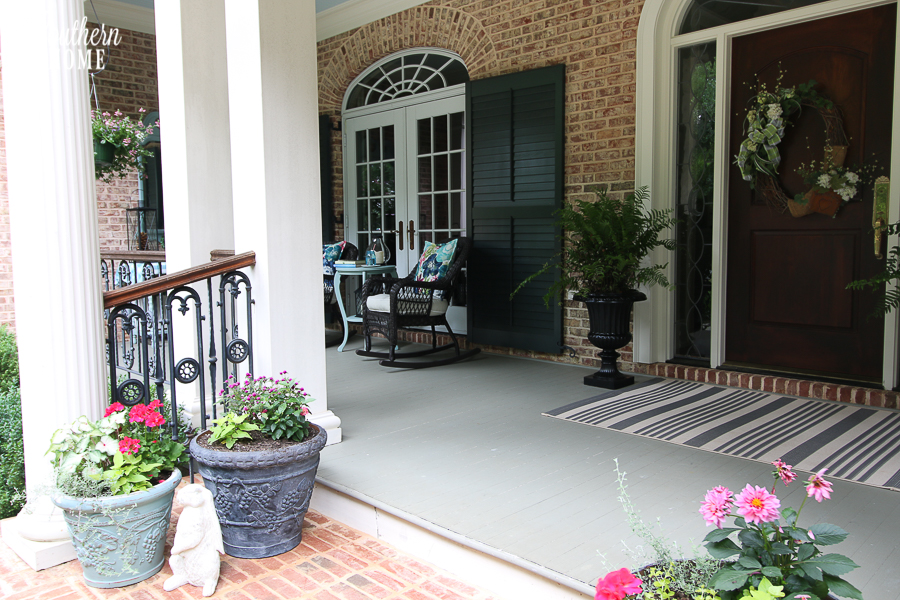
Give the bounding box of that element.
[579,290,646,390]
[190,423,327,558]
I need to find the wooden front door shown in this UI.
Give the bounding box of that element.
[726,4,896,382]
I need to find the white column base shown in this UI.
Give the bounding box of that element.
[1,498,76,571]
[309,410,342,445]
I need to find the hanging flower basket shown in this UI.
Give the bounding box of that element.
[93,138,115,167]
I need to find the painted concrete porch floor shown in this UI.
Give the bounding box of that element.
[322,338,900,599]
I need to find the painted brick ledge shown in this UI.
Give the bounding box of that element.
[632,363,899,410]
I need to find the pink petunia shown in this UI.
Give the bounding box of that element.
[699,486,734,528]
[595,568,642,600]
[806,469,833,502]
[104,402,125,417]
[734,484,781,524]
[772,459,797,486]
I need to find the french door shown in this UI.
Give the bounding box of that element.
[345,93,467,331]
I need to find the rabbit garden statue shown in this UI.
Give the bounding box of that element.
[164,484,224,597]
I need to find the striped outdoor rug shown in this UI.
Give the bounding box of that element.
[545,378,900,491]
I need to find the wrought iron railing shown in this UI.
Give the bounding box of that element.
[101,251,167,291]
[103,251,256,436]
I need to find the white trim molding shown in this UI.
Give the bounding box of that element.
[83,0,155,35]
[316,0,430,41]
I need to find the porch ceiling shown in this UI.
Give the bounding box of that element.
[322,338,900,596]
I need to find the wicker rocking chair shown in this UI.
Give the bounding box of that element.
[356,237,480,369]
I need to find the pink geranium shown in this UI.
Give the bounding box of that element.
[700,485,734,528]
[772,458,797,486]
[734,484,781,524]
[119,437,141,455]
[806,469,833,502]
[103,402,125,417]
[595,568,642,600]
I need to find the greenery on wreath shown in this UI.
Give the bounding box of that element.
[213,371,313,445]
[92,108,157,183]
[793,159,871,205]
[735,77,833,185]
[511,186,677,305]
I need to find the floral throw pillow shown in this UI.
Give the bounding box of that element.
[414,239,458,294]
[323,241,346,277]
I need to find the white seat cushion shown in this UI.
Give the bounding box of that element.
[366,293,449,316]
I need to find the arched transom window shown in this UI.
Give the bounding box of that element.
[344,50,469,111]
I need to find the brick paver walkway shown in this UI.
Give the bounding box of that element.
[0,482,501,600]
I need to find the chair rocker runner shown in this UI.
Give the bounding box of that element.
[356,237,480,369]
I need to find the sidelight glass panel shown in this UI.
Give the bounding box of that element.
[673,42,716,363]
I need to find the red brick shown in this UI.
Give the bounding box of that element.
[260,575,303,598]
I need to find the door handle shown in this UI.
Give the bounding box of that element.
[391,221,404,251]
[873,176,890,259]
[408,220,415,250]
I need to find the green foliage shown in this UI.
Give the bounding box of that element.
[0,325,19,392]
[512,187,677,305]
[611,460,723,599]
[99,451,161,496]
[208,412,260,449]
[221,372,314,443]
[0,387,24,519]
[847,220,900,317]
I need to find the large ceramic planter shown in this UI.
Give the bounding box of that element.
[52,468,181,588]
[579,290,647,389]
[190,423,327,558]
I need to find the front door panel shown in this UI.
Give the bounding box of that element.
[725,5,895,381]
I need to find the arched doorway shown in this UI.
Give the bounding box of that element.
[635,0,900,388]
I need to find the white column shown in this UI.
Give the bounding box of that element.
[155,0,234,426]
[155,0,234,270]
[224,0,340,443]
[0,0,106,565]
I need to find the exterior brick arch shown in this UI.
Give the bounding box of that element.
[318,5,497,112]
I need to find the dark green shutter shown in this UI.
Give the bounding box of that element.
[465,64,564,354]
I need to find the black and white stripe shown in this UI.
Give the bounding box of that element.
[544,378,900,491]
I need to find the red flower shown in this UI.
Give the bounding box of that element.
[129,404,149,424]
[595,569,642,600]
[148,399,163,409]
[119,437,141,455]
[104,402,125,417]
[144,411,166,428]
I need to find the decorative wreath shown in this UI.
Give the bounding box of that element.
[735,79,869,218]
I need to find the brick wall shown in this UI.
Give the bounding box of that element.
[89,26,159,253]
[317,0,644,371]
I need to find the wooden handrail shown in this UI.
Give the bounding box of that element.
[210,249,235,261]
[101,250,167,262]
[104,251,256,309]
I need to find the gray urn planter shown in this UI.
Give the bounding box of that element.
[52,468,181,588]
[189,423,327,559]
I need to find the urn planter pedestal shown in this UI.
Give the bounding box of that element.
[189,424,327,559]
[579,290,647,390]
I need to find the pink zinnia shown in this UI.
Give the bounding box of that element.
[772,459,797,486]
[806,469,833,502]
[699,486,734,528]
[734,484,781,524]
[595,568,642,600]
[119,437,141,455]
[104,402,125,417]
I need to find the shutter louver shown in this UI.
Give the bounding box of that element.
[466,65,564,354]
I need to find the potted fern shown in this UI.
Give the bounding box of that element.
[514,186,676,389]
[189,372,326,559]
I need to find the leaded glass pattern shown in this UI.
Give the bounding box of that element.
[680,0,830,35]
[354,125,397,261]
[674,43,716,362]
[346,52,469,110]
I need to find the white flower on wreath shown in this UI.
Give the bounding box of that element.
[767,103,783,119]
[846,171,859,184]
[747,110,757,123]
[817,174,832,188]
[837,187,856,201]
